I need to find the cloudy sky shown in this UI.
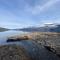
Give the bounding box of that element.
[0,0,60,28]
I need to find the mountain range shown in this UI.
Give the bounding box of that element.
[15,24,60,32]
[0,23,60,32]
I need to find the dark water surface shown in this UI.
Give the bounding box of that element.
[0,31,60,60]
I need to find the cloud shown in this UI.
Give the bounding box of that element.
[0,0,60,28]
[25,0,60,15]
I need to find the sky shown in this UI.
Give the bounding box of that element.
[0,0,60,28]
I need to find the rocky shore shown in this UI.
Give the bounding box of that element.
[7,32,60,56]
[0,41,60,60]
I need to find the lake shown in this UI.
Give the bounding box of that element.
[0,30,28,45]
[0,30,60,60]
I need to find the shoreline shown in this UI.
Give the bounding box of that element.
[7,32,60,56]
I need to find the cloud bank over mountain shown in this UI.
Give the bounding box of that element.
[0,0,60,28]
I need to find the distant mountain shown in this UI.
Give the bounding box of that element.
[50,24,60,32]
[0,27,9,32]
[19,24,56,32]
[14,26,53,32]
[20,27,49,32]
[14,24,60,32]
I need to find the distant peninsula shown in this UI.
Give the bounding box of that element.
[0,27,9,32]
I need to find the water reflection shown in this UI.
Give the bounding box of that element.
[0,30,28,45]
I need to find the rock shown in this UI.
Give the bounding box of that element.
[44,46,56,53]
[44,45,60,57]
[7,36,29,42]
[54,46,60,56]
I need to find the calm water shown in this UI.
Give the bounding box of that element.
[0,30,28,45]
